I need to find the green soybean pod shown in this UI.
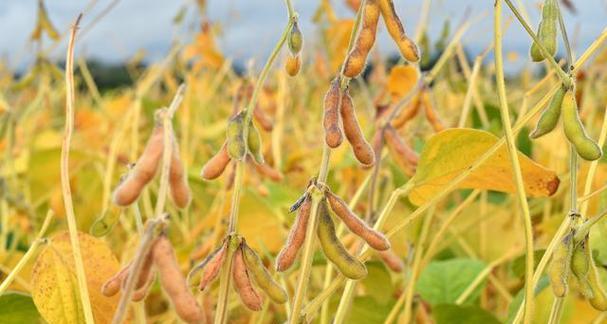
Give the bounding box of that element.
[227,112,247,160]
[585,241,607,311]
[288,21,303,55]
[247,122,264,164]
[571,241,593,298]
[530,0,558,62]
[529,86,565,139]
[562,89,602,161]
[317,199,367,280]
[241,242,288,304]
[548,233,572,297]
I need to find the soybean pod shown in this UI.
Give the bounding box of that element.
[276,195,312,271]
[241,242,288,303]
[340,89,375,166]
[562,89,602,161]
[378,0,420,62]
[585,240,607,311]
[343,0,380,78]
[548,233,573,297]
[232,246,264,311]
[227,111,247,160]
[529,86,565,139]
[323,79,343,148]
[530,0,558,62]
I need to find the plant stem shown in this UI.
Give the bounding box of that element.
[61,14,95,324]
[214,14,294,324]
[494,3,534,322]
[0,210,53,295]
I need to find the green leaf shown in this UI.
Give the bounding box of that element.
[342,296,393,324]
[509,249,545,278]
[0,292,42,323]
[360,261,394,305]
[416,258,486,305]
[507,275,550,322]
[433,304,502,324]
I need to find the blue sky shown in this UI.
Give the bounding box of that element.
[0,1,605,70]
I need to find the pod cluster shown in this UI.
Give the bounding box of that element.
[285,21,303,77]
[112,109,191,209]
[323,79,376,166]
[342,0,420,78]
[102,235,203,324]
[530,86,602,161]
[276,187,390,280]
[189,235,288,311]
[549,233,607,311]
[530,0,558,62]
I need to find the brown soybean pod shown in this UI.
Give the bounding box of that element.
[232,247,264,311]
[378,250,405,273]
[252,160,284,182]
[253,105,274,132]
[323,79,343,148]
[378,0,420,62]
[384,125,419,170]
[101,265,130,297]
[285,55,301,77]
[343,0,380,78]
[391,93,422,129]
[276,196,312,271]
[169,139,191,209]
[341,90,375,166]
[241,242,288,304]
[325,191,390,251]
[422,92,445,132]
[201,142,232,180]
[197,243,228,291]
[113,125,164,206]
[153,236,204,324]
[317,199,367,280]
[131,272,155,302]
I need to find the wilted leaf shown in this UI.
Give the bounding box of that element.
[409,128,560,206]
[433,304,501,324]
[31,231,120,324]
[387,65,419,102]
[416,258,486,305]
[0,292,42,323]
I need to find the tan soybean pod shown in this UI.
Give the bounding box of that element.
[585,240,607,311]
[317,199,367,280]
[169,139,191,209]
[422,92,445,132]
[562,89,602,161]
[323,79,343,148]
[113,124,164,206]
[195,242,228,291]
[131,272,155,302]
[232,247,264,311]
[391,93,422,129]
[285,55,301,76]
[343,0,380,78]
[241,242,288,303]
[325,191,390,251]
[153,235,204,323]
[276,196,312,271]
[252,161,284,182]
[101,265,130,297]
[201,142,232,180]
[341,90,375,166]
[253,105,274,132]
[548,233,573,297]
[384,125,419,175]
[378,0,420,62]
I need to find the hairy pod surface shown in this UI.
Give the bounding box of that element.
[196,242,228,291]
[343,0,380,78]
[153,236,203,323]
[276,196,312,271]
[232,247,264,311]
[378,0,420,62]
[323,79,344,148]
[285,55,301,77]
[529,86,565,139]
[530,0,558,61]
[548,233,573,297]
[562,89,602,161]
[113,125,164,206]
[169,139,191,209]
[200,142,232,180]
[317,199,367,280]
[288,21,303,55]
[325,191,389,250]
[242,242,288,303]
[341,90,375,166]
[227,112,247,160]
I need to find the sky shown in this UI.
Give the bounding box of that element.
[0,0,606,71]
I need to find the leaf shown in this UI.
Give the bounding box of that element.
[387,65,419,102]
[324,19,354,72]
[342,296,393,324]
[409,128,560,206]
[509,249,545,278]
[416,258,486,305]
[507,275,550,322]
[0,292,42,323]
[359,261,394,305]
[433,304,502,324]
[31,231,121,324]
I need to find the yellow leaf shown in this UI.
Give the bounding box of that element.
[409,128,560,206]
[31,231,120,324]
[387,65,419,102]
[324,19,354,73]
